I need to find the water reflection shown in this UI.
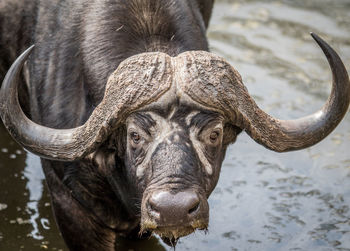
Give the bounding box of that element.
[24,153,45,240]
[1,0,350,250]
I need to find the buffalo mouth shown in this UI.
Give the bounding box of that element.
[140,189,209,246]
[140,221,208,247]
[157,225,208,247]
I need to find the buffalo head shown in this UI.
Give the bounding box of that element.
[0,33,349,245]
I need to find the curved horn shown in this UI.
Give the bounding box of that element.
[0,48,172,161]
[177,33,350,152]
[0,46,82,160]
[238,33,350,152]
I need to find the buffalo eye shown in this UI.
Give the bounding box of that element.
[209,131,220,143]
[130,132,141,144]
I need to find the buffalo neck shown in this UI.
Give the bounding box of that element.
[80,0,210,113]
[28,0,210,128]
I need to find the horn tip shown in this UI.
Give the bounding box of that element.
[310,32,321,43]
[309,32,335,59]
[23,45,35,57]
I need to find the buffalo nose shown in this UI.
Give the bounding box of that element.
[148,190,201,225]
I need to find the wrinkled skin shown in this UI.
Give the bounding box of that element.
[124,92,241,242]
[0,0,217,250]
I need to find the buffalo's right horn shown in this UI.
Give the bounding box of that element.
[0,46,81,160]
[0,48,172,161]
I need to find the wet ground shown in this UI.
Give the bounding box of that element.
[1,0,350,250]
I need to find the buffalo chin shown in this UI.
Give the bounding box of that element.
[140,222,208,247]
[156,227,194,247]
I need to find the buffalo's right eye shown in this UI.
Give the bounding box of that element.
[130,132,141,144]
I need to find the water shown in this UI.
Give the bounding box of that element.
[1,0,350,250]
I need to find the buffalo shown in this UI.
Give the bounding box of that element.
[0,0,349,250]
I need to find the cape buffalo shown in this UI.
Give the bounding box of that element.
[0,0,349,250]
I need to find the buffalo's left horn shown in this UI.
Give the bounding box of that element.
[239,33,350,152]
[178,33,349,152]
[0,48,171,161]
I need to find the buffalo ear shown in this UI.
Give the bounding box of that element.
[110,125,127,159]
[223,124,242,146]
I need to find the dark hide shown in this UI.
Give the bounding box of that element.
[0,0,214,250]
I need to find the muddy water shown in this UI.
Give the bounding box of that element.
[1,0,350,250]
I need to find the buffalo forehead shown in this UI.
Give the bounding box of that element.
[112,50,232,117]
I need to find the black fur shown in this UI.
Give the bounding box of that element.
[0,0,214,250]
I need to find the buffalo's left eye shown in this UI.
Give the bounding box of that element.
[209,131,219,143]
[130,132,141,144]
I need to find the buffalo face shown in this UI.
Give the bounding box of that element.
[123,99,240,243]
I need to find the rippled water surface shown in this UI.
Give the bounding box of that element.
[1,0,350,250]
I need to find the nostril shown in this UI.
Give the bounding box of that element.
[188,201,200,215]
[147,200,161,219]
[149,202,158,212]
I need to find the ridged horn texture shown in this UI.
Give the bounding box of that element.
[177,33,350,152]
[1,33,348,161]
[0,49,172,161]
